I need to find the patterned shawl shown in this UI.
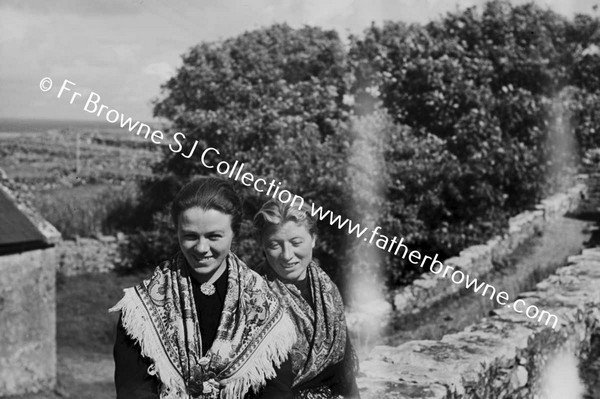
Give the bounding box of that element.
[110,252,296,399]
[257,260,348,388]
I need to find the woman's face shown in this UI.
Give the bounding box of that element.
[262,220,315,282]
[177,207,234,280]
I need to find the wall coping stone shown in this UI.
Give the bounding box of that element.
[359,180,587,321]
[357,246,600,398]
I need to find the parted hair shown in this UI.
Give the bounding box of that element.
[171,176,243,237]
[253,198,317,239]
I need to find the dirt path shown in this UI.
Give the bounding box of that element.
[2,268,141,399]
[55,349,115,399]
[2,271,146,399]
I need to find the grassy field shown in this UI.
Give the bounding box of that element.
[0,128,162,238]
[32,183,140,238]
[0,129,160,186]
[0,125,165,397]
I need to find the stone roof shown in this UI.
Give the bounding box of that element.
[0,169,61,255]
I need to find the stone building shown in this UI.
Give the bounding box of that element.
[0,172,61,396]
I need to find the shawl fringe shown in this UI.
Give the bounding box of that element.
[110,253,297,399]
[110,288,189,399]
[219,312,296,398]
[261,261,348,387]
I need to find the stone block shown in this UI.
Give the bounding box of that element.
[444,255,471,271]
[0,248,57,396]
[359,245,600,398]
[56,236,131,275]
[393,290,413,314]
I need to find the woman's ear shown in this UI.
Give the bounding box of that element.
[311,234,316,249]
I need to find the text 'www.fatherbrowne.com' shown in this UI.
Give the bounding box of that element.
[309,187,559,329]
[40,77,559,330]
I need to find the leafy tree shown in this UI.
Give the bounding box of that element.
[568,14,600,92]
[131,2,600,296]
[149,24,356,285]
[345,0,590,287]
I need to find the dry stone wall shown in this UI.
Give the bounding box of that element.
[354,150,600,398]
[346,177,587,338]
[56,233,129,276]
[391,179,586,316]
[357,247,600,398]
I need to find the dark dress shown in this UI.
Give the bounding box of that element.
[114,268,294,399]
[289,278,360,399]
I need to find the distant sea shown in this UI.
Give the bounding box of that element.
[0,118,160,135]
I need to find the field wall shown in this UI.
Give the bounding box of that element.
[56,234,129,276]
[355,149,600,398]
[391,178,586,317]
[357,247,600,398]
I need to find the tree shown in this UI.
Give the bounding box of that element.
[150,24,355,283]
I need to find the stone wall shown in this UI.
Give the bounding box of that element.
[346,178,588,337]
[357,246,600,398]
[56,233,129,276]
[0,248,57,396]
[390,180,587,317]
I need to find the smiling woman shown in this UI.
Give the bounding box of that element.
[253,199,360,399]
[177,207,233,295]
[109,177,297,399]
[259,212,316,282]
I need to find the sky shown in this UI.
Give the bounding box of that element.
[1,0,599,122]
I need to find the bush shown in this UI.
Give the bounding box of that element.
[119,218,178,271]
[568,88,600,153]
[131,3,600,294]
[33,183,140,239]
[141,24,355,284]
[345,0,592,288]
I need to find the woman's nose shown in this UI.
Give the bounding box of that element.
[280,243,293,261]
[195,238,210,253]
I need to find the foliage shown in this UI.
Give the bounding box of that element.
[345,0,594,286]
[568,14,600,92]
[119,215,179,271]
[153,23,350,179]
[137,3,600,294]
[33,183,140,239]
[147,24,355,287]
[572,91,600,151]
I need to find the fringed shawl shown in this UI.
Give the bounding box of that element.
[258,261,348,388]
[110,252,296,399]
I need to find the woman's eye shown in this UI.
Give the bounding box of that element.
[267,242,279,249]
[208,235,222,241]
[291,240,303,246]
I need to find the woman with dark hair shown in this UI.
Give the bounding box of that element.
[111,177,296,399]
[253,199,360,399]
